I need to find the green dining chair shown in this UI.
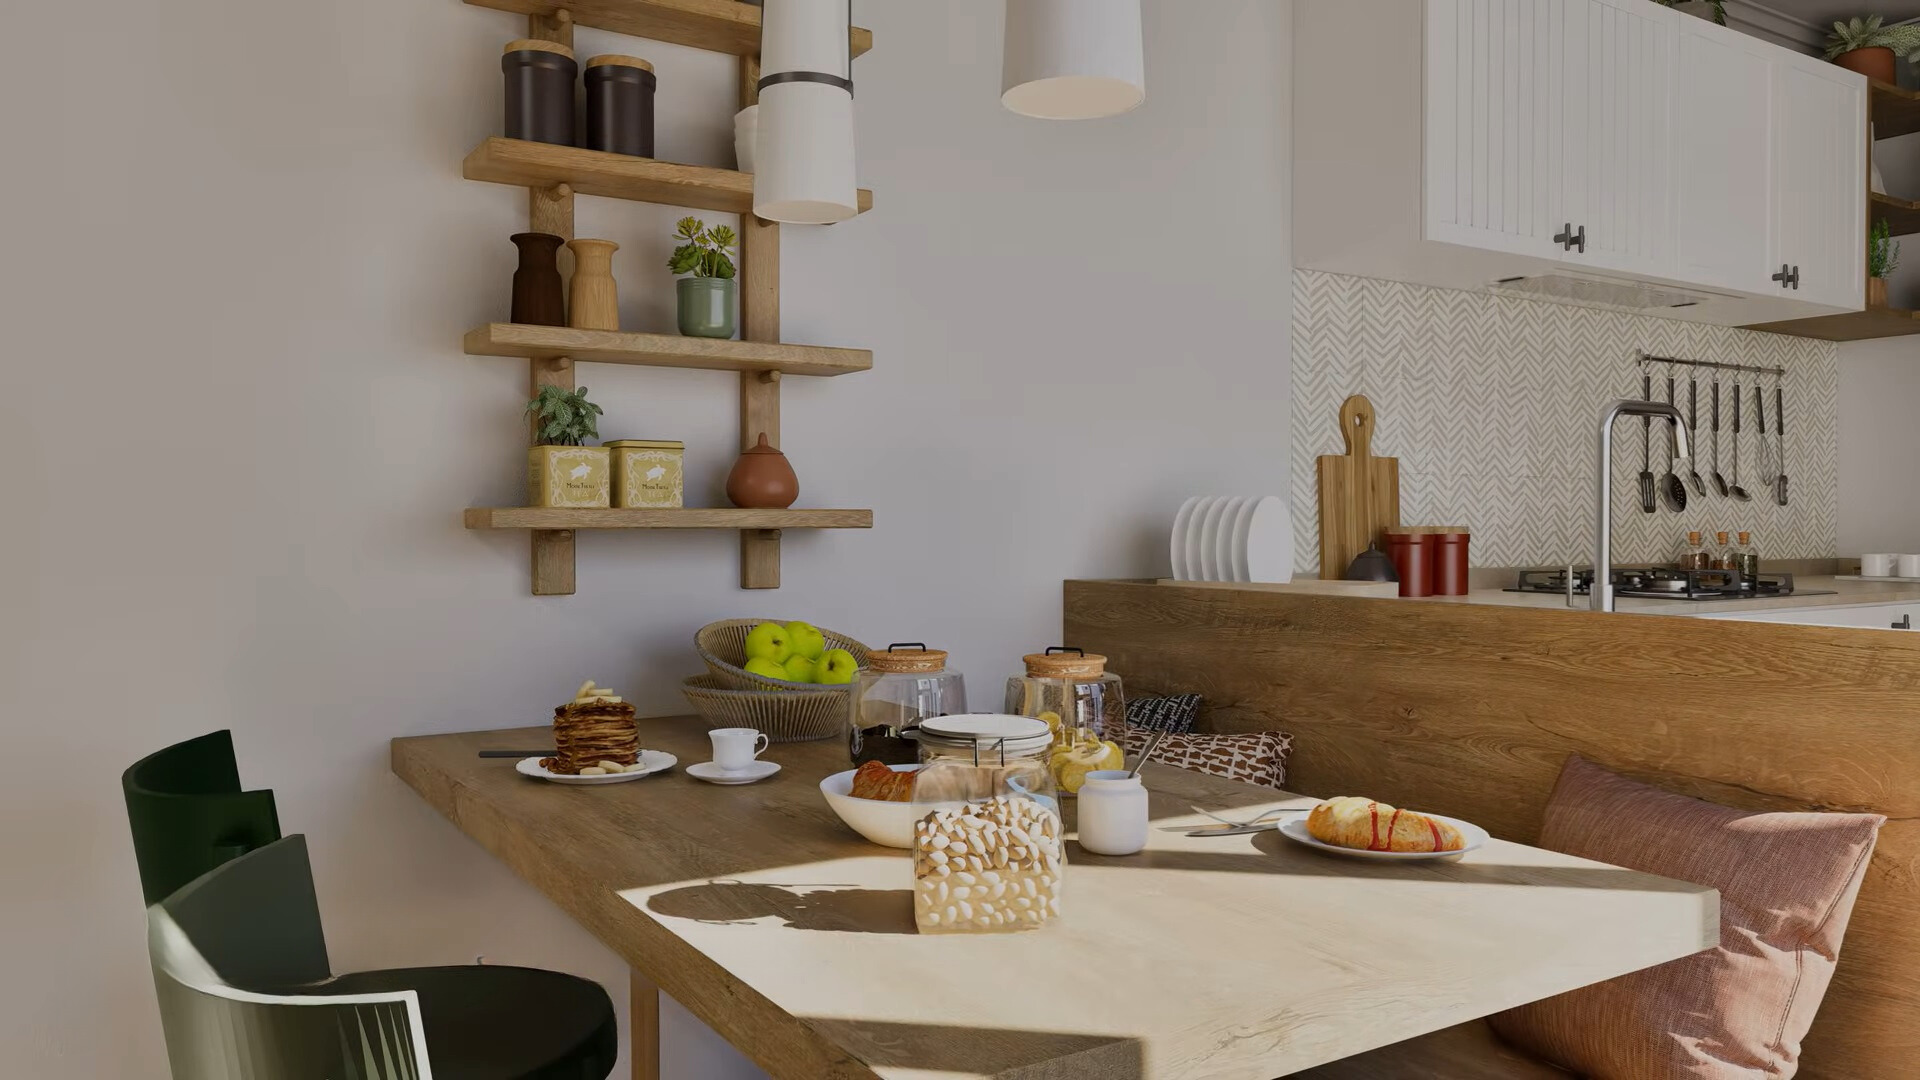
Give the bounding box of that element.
[124,730,281,905]
[151,834,618,1080]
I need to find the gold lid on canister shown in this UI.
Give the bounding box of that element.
[588,53,655,72]
[867,646,949,674]
[504,39,576,58]
[1022,649,1107,680]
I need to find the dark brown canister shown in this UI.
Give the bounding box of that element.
[585,55,656,157]
[502,39,576,146]
[1431,529,1471,596]
[1382,530,1434,598]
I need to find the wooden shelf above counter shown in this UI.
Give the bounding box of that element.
[1872,191,1920,238]
[464,0,871,58]
[464,138,874,216]
[464,507,873,530]
[1872,80,1920,140]
[1747,304,1920,341]
[466,324,871,377]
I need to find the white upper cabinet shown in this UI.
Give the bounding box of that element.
[1560,0,1675,278]
[1673,18,1776,293]
[1772,55,1867,309]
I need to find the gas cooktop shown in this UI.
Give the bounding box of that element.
[1507,567,1836,602]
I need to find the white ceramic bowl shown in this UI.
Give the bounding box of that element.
[820,764,921,848]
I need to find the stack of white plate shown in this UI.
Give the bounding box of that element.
[1169,496,1293,583]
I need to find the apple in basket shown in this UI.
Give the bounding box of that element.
[816,648,858,685]
[742,621,793,665]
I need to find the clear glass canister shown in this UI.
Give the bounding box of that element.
[912,715,1063,935]
[1004,648,1126,795]
[848,644,967,767]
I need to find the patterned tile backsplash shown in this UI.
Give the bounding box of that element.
[1290,271,1839,575]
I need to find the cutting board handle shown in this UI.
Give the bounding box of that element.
[1339,395,1375,461]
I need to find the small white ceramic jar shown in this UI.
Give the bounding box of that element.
[1862,553,1898,577]
[1076,770,1148,856]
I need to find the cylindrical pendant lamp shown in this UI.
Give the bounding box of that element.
[753,0,859,224]
[1001,0,1145,120]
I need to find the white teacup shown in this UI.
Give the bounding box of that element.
[1900,555,1920,579]
[1862,554,1899,577]
[710,727,770,772]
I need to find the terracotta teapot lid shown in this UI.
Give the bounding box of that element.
[1022,647,1107,679]
[867,643,948,674]
[741,433,784,455]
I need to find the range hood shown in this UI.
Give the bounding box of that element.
[1487,271,1727,313]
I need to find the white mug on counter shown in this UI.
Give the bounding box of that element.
[1900,555,1920,579]
[710,727,770,772]
[1076,770,1149,856]
[1863,554,1900,577]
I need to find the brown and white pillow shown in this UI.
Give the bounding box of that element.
[1122,724,1292,789]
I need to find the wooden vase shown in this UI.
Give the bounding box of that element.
[1869,275,1889,309]
[510,232,567,326]
[726,433,799,509]
[567,238,620,331]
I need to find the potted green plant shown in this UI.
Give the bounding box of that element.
[526,385,610,508]
[1825,16,1920,84]
[1655,0,1727,26]
[1869,219,1901,308]
[668,216,739,339]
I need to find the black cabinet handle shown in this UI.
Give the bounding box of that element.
[1790,265,1800,290]
[1772,264,1793,288]
[1895,614,1912,630]
[1572,224,1585,253]
[1555,223,1574,250]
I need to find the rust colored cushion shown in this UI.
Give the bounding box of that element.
[1121,724,1292,789]
[1490,755,1885,1079]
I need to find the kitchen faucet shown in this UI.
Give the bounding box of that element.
[1593,399,1690,612]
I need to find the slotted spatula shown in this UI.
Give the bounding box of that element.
[1638,372,1657,514]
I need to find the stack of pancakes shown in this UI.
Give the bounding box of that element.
[542,681,638,775]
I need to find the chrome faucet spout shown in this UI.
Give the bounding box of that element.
[1593,398,1687,612]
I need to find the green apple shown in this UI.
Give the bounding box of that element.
[744,656,792,682]
[815,648,858,685]
[784,620,827,662]
[742,621,792,665]
[783,654,817,683]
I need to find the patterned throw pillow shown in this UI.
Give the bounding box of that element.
[1125,694,1204,734]
[1122,723,1293,789]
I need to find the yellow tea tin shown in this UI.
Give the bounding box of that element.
[527,445,611,508]
[607,439,685,508]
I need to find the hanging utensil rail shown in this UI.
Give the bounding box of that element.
[1636,353,1785,378]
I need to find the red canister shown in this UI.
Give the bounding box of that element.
[1383,531,1434,597]
[1432,529,1471,596]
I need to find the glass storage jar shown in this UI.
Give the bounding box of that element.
[1004,648,1127,795]
[912,715,1063,935]
[848,644,967,767]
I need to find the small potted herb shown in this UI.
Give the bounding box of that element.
[1869,219,1901,309]
[1655,1,1726,26]
[526,385,610,508]
[668,216,739,339]
[1825,16,1920,84]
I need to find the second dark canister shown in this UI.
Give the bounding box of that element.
[585,55,656,157]
[502,39,576,146]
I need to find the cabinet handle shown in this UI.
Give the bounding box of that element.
[1772,264,1793,288]
[1791,265,1800,290]
[1895,614,1911,630]
[1553,224,1587,253]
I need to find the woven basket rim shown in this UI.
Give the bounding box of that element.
[682,673,848,697]
[695,619,872,691]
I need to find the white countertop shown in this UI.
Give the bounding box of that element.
[1411,576,1920,616]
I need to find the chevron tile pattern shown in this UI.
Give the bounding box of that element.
[1292,271,1839,575]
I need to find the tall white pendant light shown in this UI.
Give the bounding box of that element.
[753,0,859,224]
[1001,0,1145,120]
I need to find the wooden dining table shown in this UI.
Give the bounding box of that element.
[392,715,1718,1079]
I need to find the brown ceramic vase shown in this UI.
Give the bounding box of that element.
[510,232,567,326]
[726,433,799,509]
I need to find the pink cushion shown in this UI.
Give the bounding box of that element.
[1490,755,1884,1079]
[1122,724,1292,789]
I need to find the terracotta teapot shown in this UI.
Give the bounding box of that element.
[726,433,799,509]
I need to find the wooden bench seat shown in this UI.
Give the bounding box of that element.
[1290,1020,1568,1078]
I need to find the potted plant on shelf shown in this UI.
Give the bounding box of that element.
[668,216,738,339]
[1825,16,1920,84]
[1655,0,1727,26]
[1870,219,1901,309]
[526,385,611,508]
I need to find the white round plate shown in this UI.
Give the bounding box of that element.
[1225,496,1259,582]
[1169,496,1203,581]
[1184,497,1218,581]
[516,750,678,785]
[1194,498,1233,581]
[1209,497,1247,583]
[1244,495,1295,584]
[1277,812,1488,860]
[687,760,782,785]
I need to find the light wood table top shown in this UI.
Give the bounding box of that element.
[392,717,1718,1079]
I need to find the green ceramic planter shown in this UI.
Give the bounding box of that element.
[677,277,737,339]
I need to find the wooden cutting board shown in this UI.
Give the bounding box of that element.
[1317,394,1400,580]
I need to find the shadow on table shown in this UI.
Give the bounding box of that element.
[646,880,917,934]
[1072,830,1710,893]
[803,1016,1144,1079]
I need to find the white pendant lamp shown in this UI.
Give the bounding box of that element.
[1001,0,1145,120]
[753,0,859,224]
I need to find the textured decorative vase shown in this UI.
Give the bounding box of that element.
[726,433,799,509]
[567,238,620,331]
[1835,46,1896,85]
[676,277,737,339]
[1869,276,1889,309]
[510,233,567,326]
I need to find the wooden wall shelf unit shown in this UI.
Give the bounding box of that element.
[1745,80,1920,342]
[465,138,873,216]
[463,3,874,596]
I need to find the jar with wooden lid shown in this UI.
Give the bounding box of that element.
[911,715,1063,934]
[848,644,967,767]
[585,54,656,157]
[607,440,684,508]
[501,39,576,146]
[1003,648,1126,795]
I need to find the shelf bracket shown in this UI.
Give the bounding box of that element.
[738,53,784,591]
[527,11,576,596]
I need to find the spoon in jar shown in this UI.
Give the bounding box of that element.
[1128,729,1168,779]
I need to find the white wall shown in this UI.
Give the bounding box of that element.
[0,2,1292,1076]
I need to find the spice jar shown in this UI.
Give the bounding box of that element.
[607,440,684,508]
[848,644,967,767]
[585,55,656,157]
[1004,648,1126,796]
[501,40,577,146]
[912,715,1063,935]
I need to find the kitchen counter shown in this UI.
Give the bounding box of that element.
[1412,576,1920,616]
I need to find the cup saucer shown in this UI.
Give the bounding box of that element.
[687,760,781,785]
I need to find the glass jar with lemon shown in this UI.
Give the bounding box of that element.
[1003,648,1126,795]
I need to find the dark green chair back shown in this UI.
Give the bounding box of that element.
[162,833,331,989]
[124,730,281,905]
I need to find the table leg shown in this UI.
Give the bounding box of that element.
[630,969,660,1080]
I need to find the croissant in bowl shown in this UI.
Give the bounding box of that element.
[849,760,915,802]
[1308,796,1465,853]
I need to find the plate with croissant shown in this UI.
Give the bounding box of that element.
[1278,796,1488,860]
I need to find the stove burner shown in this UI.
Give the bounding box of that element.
[1507,567,1821,602]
